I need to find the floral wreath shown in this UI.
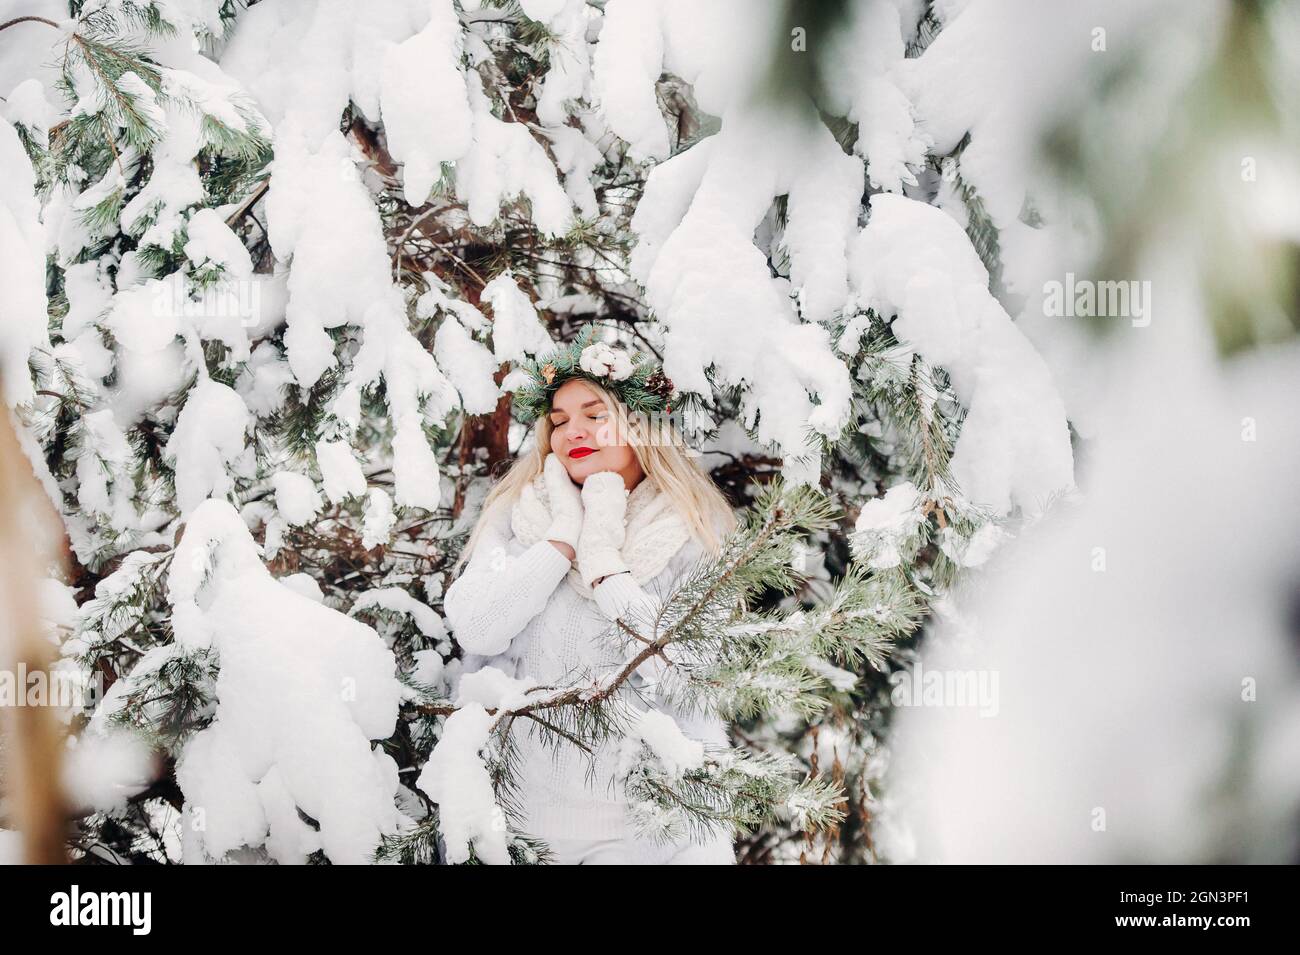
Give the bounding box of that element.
[512,325,676,425]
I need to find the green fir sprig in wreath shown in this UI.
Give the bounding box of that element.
[512,325,677,424]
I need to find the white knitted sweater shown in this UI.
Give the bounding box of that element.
[443,473,731,846]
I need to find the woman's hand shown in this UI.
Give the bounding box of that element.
[576,470,631,587]
[543,453,584,557]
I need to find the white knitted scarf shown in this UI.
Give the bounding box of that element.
[510,471,692,601]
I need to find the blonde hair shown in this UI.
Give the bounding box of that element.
[451,378,736,576]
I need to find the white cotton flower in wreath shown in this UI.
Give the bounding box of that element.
[579,342,634,381]
[609,350,633,380]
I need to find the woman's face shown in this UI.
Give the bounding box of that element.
[547,379,644,487]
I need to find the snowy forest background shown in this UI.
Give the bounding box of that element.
[0,0,1297,865]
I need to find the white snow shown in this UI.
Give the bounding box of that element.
[59,260,113,340]
[542,124,603,220]
[163,378,253,515]
[170,499,404,864]
[314,439,367,504]
[631,708,704,778]
[532,0,590,128]
[414,703,511,865]
[453,665,538,712]
[455,72,574,238]
[347,299,457,510]
[183,207,253,278]
[627,103,858,478]
[352,588,447,642]
[592,0,670,161]
[880,247,1300,863]
[847,193,1075,515]
[410,648,445,689]
[271,470,324,526]
[105,275,182,353]
[0,116,51,407]
[433,317,502,415]
[277,572,324,603]
[61,729,155,815]
[379,0,473,206]
[817,0,928,193]
[361,487,396,549]
[481,272,555,364]
[849,481,925,570]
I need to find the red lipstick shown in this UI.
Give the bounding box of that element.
[569,447,596,459]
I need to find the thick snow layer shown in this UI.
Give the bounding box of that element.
[416,270,489,333]
[847,193,1074,515]
[347,300,456,510]
[456,72,574,238]
[380,0,473,206]
[519,0,567,24]
[163,378,253,515]
[221,0,471,503]
[411,648,445,690]
[601,2,868,473]
[881,254,1300,863]
[849,481,925,569]
[183,207,253,278]
[434,316,502,415]
[627,137,715,282]
[592,0,669,161]
[75,408,135,529]
[415,703,511,864]
[453,665,538,712]
[652,0,780,119]
[61,729,154,815]
[542,123,603,220]
[315,439,367,503]
[900,0,1201,299]
[1,77,56,140]
[0,116,51,407]
[629,708,704,778]
[818,0,928,192]
[119,103,206,252]
[271,470,324,525]
[533,0,589,128]
[630,105,857,476]
[361,488,396,549]
[170,499,404,864]
[595,0,875,480]
[260,128,403,390]
[481,272,554,363]
[352,587,446,641]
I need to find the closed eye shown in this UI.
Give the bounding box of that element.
[551,410,607,425]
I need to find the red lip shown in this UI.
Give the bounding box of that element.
[568,447,596,459]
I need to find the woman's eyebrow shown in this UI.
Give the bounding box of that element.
[551,400,604,418]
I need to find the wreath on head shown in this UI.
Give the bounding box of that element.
[512,325,676,424]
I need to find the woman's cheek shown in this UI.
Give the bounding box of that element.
[595,420,617,446]
[599,444,626,470]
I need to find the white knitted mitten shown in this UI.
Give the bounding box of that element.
[576,470,631,586]
[542,453,584,549]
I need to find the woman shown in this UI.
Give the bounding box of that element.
[442,333,738,864]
